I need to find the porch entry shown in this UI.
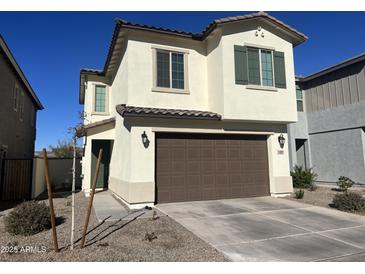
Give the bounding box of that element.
[91,140,112,189]
[295,139,308,169]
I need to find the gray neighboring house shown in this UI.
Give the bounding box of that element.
[0,34,43,159]
[288,52,365,184]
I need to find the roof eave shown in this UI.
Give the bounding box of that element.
[79,69,105,104]
[299,52,365,82]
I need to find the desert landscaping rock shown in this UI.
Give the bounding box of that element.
[0,192,225,262]
[284,186,365,215]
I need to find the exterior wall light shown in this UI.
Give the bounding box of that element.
[141,131,150,148]
[278,134,285,149]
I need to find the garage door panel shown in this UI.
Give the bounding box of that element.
[157,160,171,173]
[186,174,201,186]
[228,147,240,159]
[186,161,201,173]
[228,160,241,172]
[170,174,185,185]
[215,147,228,159]
[156,133,269,203]
[171,161,186,172]
[171,148,186,160]
[201,161,215,172]
[215,174,229,185]
[202,174,215,186]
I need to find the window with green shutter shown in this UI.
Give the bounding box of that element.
[234,46,286,89]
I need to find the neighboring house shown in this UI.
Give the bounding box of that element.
[79,12,307,208]
[288,53,365,184]
[0,34,43,159]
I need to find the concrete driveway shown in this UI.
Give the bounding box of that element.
[157,197,365,261]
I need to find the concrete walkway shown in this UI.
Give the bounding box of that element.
[93,191,163,222]
[157,197,365,262]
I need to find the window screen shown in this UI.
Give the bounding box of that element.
[157,51,170,88]
[261,50,274,87]
[171,53,184,89]
[247,48,261,85]
[95,86,106,112]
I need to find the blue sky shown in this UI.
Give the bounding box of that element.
[0,12,364,150]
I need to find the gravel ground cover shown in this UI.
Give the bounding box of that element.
[0,192,225,262]
[284,186,365,215]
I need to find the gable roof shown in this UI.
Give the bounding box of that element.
[0,34,43,110]
[80,11,308,104]
[298,52,365,82]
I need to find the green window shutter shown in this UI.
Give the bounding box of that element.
[274,51,286,88]
[234,45,248,85]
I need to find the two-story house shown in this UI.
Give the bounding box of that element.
[288,53,365,185]
[0,34,43,159]
[79,12,307,208]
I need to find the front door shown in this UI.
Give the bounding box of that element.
[91,140,112,189]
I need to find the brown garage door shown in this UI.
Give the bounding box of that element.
[155,133,270,203]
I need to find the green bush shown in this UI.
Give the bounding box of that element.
[332,192,365,212]
[336,176,355,193]
[4,201,51,236]
[291,165,318,189]
[294,189,305,199]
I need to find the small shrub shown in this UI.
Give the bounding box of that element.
[291,165,318,189]
[336,176,355,193]
[4,201,51,236]
[308,183,317,192]
[332,192,365,212]
[144,232,157,242]
[294,189,305,199]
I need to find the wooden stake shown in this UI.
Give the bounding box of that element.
[70,135,76,250]
[43,149,59,253]
[80,149,103,248]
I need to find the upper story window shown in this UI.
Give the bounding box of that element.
[296,84,304,112]
[234,45,286,89]
[247,48,274,87]
[13,84,19,111]
[94,85,108,113]
[153,47,188,93]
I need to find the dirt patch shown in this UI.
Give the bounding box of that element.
[0,192,225,262]
[284,186,365,215]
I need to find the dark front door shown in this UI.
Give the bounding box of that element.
[155,133,270,203]
[91,140,112,189]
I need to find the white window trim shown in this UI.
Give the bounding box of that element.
[152,47,189,94]
[247,46,275,89]
[91,84,110,115]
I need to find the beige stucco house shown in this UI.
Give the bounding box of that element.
[79,12,307,209]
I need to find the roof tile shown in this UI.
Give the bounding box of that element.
[116,104,222,121]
